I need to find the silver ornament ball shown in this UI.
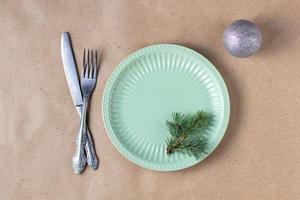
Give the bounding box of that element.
[223,19,262,58]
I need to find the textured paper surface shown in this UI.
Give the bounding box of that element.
[1,0,300,199]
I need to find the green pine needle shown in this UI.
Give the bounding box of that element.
[165,111,209,159]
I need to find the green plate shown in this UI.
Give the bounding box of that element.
[102,44,230,171]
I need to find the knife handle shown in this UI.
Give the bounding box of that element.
[76,105,98,170]
[72,128,87,174]
[85,127,98,170]
[73,100,88,174]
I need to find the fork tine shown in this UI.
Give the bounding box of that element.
[81,64,85,78]
[83,48,86,67]
[93,50,97,78]
[82,48,86,78]
[89,49,93,78]
[97,50,100,75]
[85,49,90,78]
[89,50,94,78]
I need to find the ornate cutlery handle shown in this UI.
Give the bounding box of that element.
[72,129,87,174]
[72,98,88,174]
[77,105,98,170]
[85,127,98,170]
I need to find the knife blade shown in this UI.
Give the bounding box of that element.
[61,32,83,108]
[61,32,98,171]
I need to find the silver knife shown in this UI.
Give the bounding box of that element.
[61,32,98,173]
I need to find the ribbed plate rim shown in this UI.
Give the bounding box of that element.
[102,44,230,171]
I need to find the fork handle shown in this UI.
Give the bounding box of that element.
[85,127,98,170]
[72,98,88,174]
[77,106,98,170]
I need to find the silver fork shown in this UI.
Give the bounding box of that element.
[72,49,98,174]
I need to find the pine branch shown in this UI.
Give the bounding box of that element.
[165,111,209,159]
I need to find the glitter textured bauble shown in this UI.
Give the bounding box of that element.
[223,19,262,58]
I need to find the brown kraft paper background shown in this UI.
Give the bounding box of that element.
[0,0,300,199]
